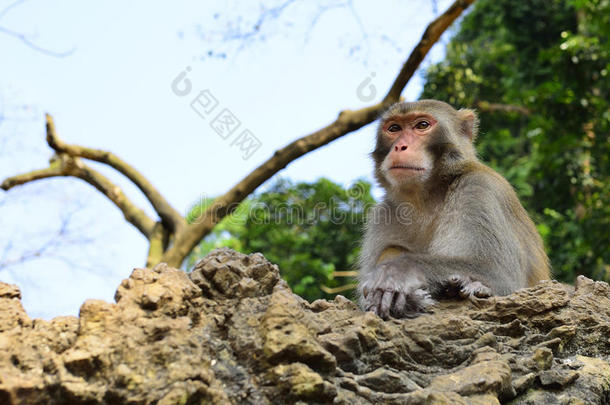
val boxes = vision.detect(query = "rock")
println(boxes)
[0,247,609,404]
[427,359,513,398]
[190,248,280,299]
[267,363,336,401]
[512,372,536,394]
[528,347,554,371]
[537,369,579,387]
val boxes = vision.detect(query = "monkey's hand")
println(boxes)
[443,274,492,299]
[359,263,435,320]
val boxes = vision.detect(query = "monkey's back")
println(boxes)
[459,162,551,286]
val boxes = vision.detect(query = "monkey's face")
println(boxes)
[375,112,436,188]
[372,100,479,192]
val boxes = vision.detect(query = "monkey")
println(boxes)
[358,99,550,319]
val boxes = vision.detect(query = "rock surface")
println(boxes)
[0,247,609,404]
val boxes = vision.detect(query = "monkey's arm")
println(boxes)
[378,253,513,296]
[360,248,499,319]
[357,211,436,319]
[357,206,429,318]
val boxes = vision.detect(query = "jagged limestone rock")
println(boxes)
[0,248,609,404]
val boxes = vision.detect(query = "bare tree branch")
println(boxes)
[1,154,156,237]
[162,104,385,266]
[161,0,476,267]
[45,114,185,233]
[383,0,475,103]
[1,162,65,188]
[146,222,170,267]
[333,270,358,277]
[320,283,357,294]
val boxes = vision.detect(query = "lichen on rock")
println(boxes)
[0,248,609,404]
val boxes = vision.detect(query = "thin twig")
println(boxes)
[1,154,156,237]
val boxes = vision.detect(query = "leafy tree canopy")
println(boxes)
[187,178,375,301]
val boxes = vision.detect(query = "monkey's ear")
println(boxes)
[458,109,479,141]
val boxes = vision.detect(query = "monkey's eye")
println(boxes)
[387,124,401,132]
[414,121,431,130]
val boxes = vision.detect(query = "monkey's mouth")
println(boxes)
[389,165,425,172]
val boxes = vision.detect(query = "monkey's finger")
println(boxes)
[473,283,492,298]
[459,281,491,299]
[413,289,436,311]
[393,292,407,316]
[459,287,471,299]
[372,289,384,304]
[379,291,394,319]
[368,290,384,315]
[363,289,381,312]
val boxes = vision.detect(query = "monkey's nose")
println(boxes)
[394,145,408,152]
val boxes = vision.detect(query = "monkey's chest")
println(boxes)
[388,215,437,253]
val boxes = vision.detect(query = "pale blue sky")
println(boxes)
[0,0,455,318]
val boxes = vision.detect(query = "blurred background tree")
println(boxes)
[187,178,374,301]
[421,0,609,283]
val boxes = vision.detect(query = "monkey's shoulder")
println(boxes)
[442,161,526,217]
[453,161,516,196]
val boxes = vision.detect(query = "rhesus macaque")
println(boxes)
[358,100,550,319]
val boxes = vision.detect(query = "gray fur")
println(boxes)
[358,100,550,319]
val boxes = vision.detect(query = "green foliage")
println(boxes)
[185,197,252,268]
[422,0,610,282]
[186,178,375,301]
